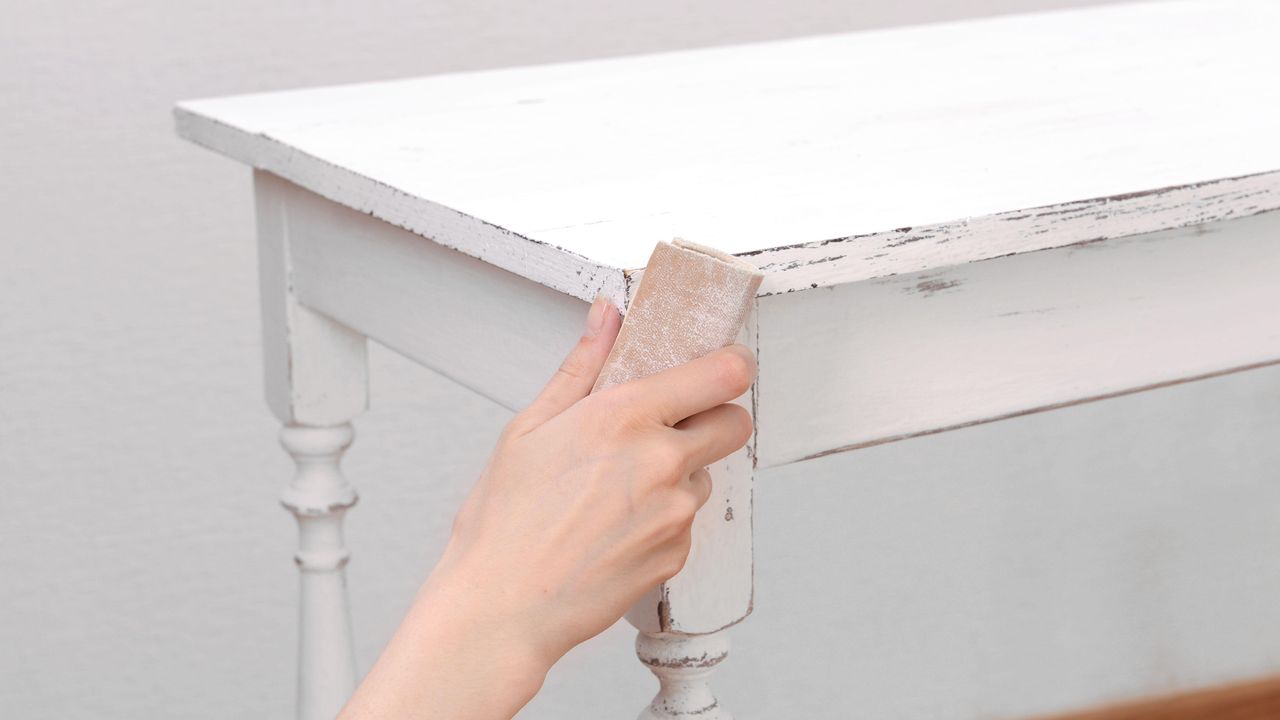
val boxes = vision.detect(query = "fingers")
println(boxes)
[618,344,756,426]
[686,467,713,508]
[673,404,753,470]
[648,470,710,583]
[521,297,621,428]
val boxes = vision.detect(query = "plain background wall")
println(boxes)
[5,1,1280,718]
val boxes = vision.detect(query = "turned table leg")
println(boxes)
[636,630,733,719]
[628,411,755,719]
[596,246,759,719]
[279,423,360,719]
[256,171,370,719]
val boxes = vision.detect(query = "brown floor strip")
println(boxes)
[1040,675,1280,720]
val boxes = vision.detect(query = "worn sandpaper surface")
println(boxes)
[593,239,763,393]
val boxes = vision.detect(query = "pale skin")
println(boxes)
[339,297,757,720]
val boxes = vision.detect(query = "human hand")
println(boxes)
[438,295,755,664]
[340,297,755,720]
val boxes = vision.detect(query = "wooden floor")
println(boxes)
[1043,675,1280,720]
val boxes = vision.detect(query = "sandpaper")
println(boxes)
[593,239,763,394]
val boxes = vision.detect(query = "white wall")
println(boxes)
[6,1,1280,718]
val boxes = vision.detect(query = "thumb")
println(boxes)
[522,296,621,427]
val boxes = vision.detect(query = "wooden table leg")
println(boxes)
[628,438,754,719]
[636,630,733,719]
[279,423,360,720]
[256,171,370,719]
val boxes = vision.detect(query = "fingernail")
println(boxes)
[584,295,609,337]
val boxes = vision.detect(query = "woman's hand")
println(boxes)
[341,297,756,720]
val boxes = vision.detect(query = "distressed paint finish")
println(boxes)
[624,316,757,718]
[279,424,359,720]
[232,177,1280,717]
[257,171,368,720]
[745,171,1280,297]
[754,211,1280,467]
[259,177,1280,471]
[635,631,733,720]
[173,2,1280,717]
[178,1,1280,302]
[278,177,589,412]
[596,243,759,715]
[630,441,754,635]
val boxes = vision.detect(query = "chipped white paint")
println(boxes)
[624,315,757,716]
[177,112,625,304]
[635,631,733,720]
[748,171,1280,297]
[275,175,591,412]
[178,0,1280,302]
[622,452,750,714]
[257,172,368,719]
[268,175,755,710]
[626,439,755,635]
[279,424,360,720]
[174,2,1280,717]
[636,314,757,632]
[755,211,1280,467]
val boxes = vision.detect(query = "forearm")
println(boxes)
[339,564,552,720]
[338,299,754,718]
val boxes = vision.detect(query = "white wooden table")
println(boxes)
[176,1,1280,717]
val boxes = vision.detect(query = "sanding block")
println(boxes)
[592,239,763,393]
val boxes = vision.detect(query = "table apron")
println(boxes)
[266,176,1280,471]
[755,210,1280,468]
[274,175,589,413]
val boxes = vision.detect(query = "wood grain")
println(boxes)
[1041,675,1280,720]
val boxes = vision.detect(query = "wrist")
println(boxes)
[341,555,553,720]
[411,560,555,706]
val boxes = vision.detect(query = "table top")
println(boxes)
[176,0,1280,301]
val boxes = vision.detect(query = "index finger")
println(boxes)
[610,344,756,426]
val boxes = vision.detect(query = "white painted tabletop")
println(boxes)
[177,0,1280,300]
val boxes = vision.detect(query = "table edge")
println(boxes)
[176,104,1280,303]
